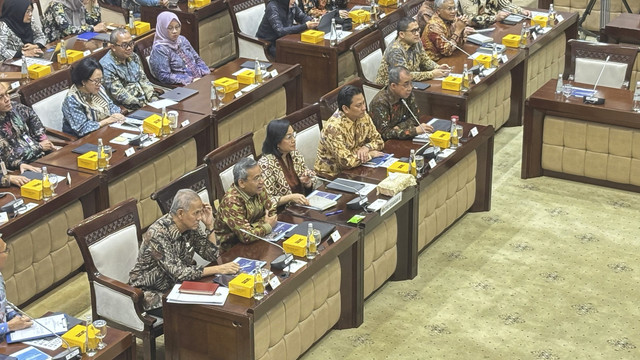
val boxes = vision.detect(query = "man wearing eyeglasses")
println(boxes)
[99,28,158,110]
[376,17,451,85]
[370,66,433,141]
[0,237,33,342]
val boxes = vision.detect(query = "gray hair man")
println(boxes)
[214,157,278,251]
[129,188,239,315]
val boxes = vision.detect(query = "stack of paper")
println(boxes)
[166,284,229,306]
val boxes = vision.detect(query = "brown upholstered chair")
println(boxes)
[351,31,385,107]
[18,69,76,145]
[377,9,403,49]
[133,31,176,89]
[150,164,214,215]
[318,78,365,121]
[282,103,322,169]
[568,39,639,89]
[203,132,256,201]
[68,199,163,360]
[402,0,424,18]
[228,0,272,61]
[97,0,128,24]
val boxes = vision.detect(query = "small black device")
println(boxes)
[583,96,605,105]
[129,133,150,147]
[1,198,24,218]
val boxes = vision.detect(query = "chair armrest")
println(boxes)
[94,274,158,327]
[46,127,76,142]
[236,33,273,61]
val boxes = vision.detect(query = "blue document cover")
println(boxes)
[9,346,50,360]
[233,257,267,275]
[76,32,98,41]
[265,221,296,242]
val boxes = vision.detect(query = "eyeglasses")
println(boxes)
[113,41,135,49]
[88,78,103,85]
[393,81,413,88]
[404,27,420,34]
[25,8,33,14]
[0,92,10,100]
[442,6,456,12]
[167,24,181,32]
[284,131,297,140]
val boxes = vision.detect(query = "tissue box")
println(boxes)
[77,151,100,170]
[473,54,492,69]
[379,0,397,6]
[349,10,370,24]
[133,21,151,36]
[27,64,51,79]
[194,0,210,7]
[430,131,451,149]
[301,30,325,44]
[531,15,548,28]
[21,179,43,200]
[214,77,239,93]
[387,161,410,176]
[229,273,254,298]
[58,49,84,64]
[143,114,164,136]
[502,34,521,48]
[442,76,462,91]
[62,324,99,353]
[283,234,307,257]
[236,69,255,84]
[377,173,416,197]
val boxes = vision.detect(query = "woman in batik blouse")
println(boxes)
[258,119,316,206]
[42,0,106,43]
[0,0,46,62]
[148,12,210,86]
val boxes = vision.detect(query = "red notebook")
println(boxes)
[179,281,219,295]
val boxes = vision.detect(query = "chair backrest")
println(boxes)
[568,39,639,88]
[283,103,322,169]
[97,0,128,24]
[318,78,364,120]
[151,164,214,215]
[377,10,402,49]
[229,0,266,37]
[403,0,423,19]
[133,31,169,88]
[68,199,142,284]
[203,132,256,201]
[352,30,385,84]
[31,0,44,26]
[19,69,72,132]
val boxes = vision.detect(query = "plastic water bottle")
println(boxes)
[409,149,417,177]
[21,56,28,80]
[450,116,459,148]
[306,223,317,259]
[97,138,106,171]
[330,18,337,47]
[519,23,529,48]
[461,64,470,92]
[42,167,52,201]
[548,4,556,26]
[254,58,263,84]
[633,81,640,112]
[555,74,563,94]
[59,40,68,64]
[128,11,135,32]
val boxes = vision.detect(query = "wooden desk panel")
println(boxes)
[602,13,640,44]
[163,216,360,360]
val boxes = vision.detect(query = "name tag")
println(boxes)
[470,126,479,137]
[501,54,508,63]
[83,50,91,57]
[556,14,564,22]
[270,69,279,78]
[125,147,135,157]
[473,75,481,84]
[10,81,19,90]
[269,275,281,289]
[330,230,341,243]
[428,159,437,169]
[181,119,190,127]
[234,92,242,99]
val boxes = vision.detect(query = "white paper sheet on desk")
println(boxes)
[23,337,63,351]
[10,57,53,67]
[148,99,177,109]
[166,284,229,305]
[323,31,352,40]
[110,122,141,132]
[287,259,307,273]
[7,313,67,342]
[110,132,138,145]
[17,202,38,215]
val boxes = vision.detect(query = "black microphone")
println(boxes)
[238,229,293,274]
[6,301,81,360]
[315,176,368,210]
[583,55,609,105]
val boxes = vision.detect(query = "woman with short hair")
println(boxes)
[62,57,124,137]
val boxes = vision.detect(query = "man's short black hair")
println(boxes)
[337,85,364,111]
[397,17,416,32]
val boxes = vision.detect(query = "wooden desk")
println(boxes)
[141,0,236,67]
[602,13,640,44]
[522,79,640,192]
[174,58,303,150]
[0,321,136,359]
[0,166,100,307]
[163,216,360,360]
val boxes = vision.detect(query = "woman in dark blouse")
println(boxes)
[256,0,319,59]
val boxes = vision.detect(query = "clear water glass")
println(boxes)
[92,320,107,350]
[103,146,113,168]
[215,86,225,107]
[562,84,572,101]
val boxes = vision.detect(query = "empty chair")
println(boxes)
[568,39,639,89]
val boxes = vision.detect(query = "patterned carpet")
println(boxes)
[301,126,640,360]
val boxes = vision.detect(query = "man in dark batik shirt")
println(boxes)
[128,189,239,314]
[369,66,433,141]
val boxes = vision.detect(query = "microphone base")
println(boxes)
[347,197,368,210]
[53,347,81,360]
[583,96,605,105]
[271,253,293,270]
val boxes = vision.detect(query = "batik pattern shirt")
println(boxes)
[369,88,420,140]
[0,22,46,62]
[417,0,435,34]
[422,13,467,61]
[376,38,438,85]
[258,151,315,205]
[62,85,121,137]
[42,2,101,43]
[0,272,18,340]
[314,110,384,177]
[149,36,210,86]
[0,102,48,170]
[214,185,276,252]
[459,0,524,28]
[128,214,219,310]
[99,51,157,110]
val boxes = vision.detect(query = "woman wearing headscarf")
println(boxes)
[148,12,210,86]
[0,0,46,62]
[42,0,106,43]
[256,0,319,59]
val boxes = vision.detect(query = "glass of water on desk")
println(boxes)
[415,155,425,176]
[562,84,572,101]
[92,320,107,350]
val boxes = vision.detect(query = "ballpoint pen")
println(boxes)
[325,210,343,216]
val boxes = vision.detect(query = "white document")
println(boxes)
[23,337,63,351]
[110,122,141,132]
[10,57,53,67]
[287,259,307,273]
[109,132,138,145]
[166,284,229,306]
[8,313,67,342]
[323,31,352,40]
[148,98,178,109]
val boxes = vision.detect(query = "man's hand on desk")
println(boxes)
[19,163,40,174]
[283,193,309,206]
[415,123,433,134]
[21,45,43,58]
[368,150,384,160]
[339,10,349,18]
[356,146,370,163]
[495,10,509,22]
[8,315,32,331]
[39,140,55,152]
[8,174,30,186]
[203,261,240,276]
[93,22,107,33]
[264,212,278,228]
[306,21,319,29]
[432,68,450,78]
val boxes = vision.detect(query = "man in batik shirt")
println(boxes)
[458,0,529,28]
[100,28,157,110]
[0,82,55,171]
[376,17,451,85]
[422,0,474,61]
[214,157,278,252]
[369,66,433,141]
[129,189,239,315]
[314,85,384,177]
